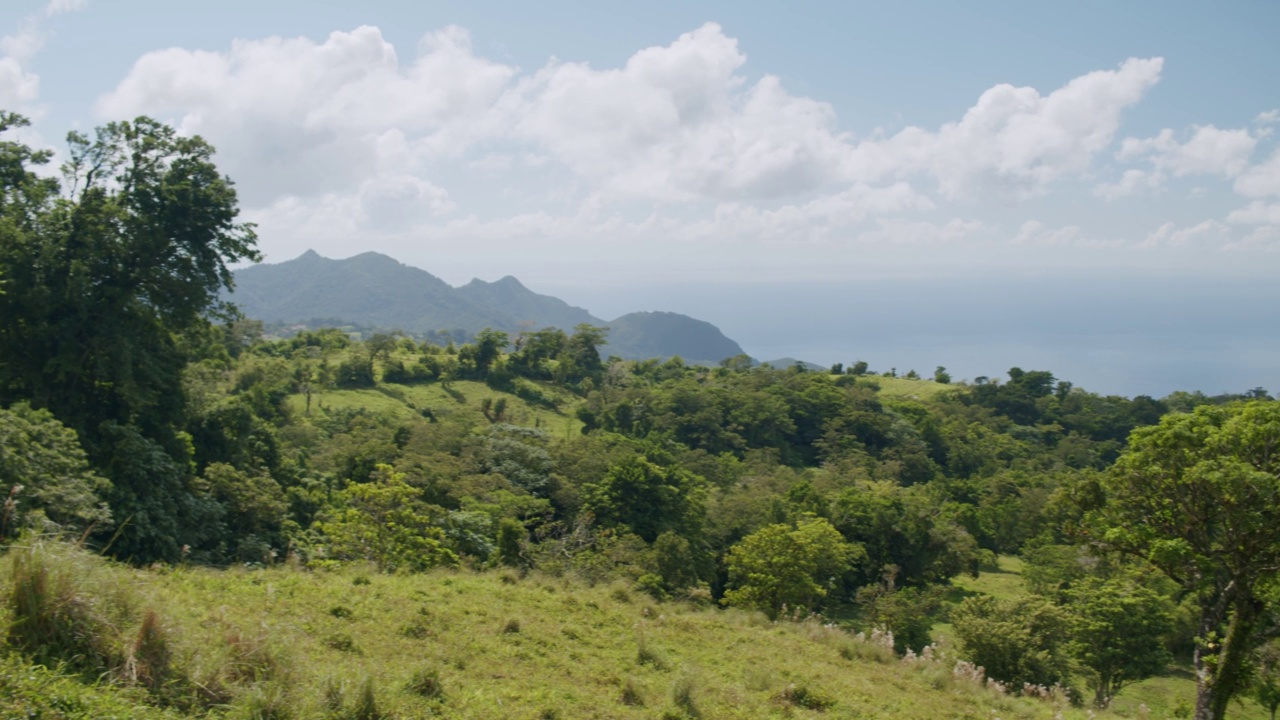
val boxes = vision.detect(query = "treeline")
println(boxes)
[4,112,1280,719]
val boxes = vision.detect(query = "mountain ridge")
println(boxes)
[229,251,746,363]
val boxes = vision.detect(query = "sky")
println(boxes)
[2,1,1278,394]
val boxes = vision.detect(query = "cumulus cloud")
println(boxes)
[97,25,514,205]
[1118,125,1256,178]
[850,58,1163,198]
[101,20,1279,268]
[1235,149,1280,199]
[508,23,857,202]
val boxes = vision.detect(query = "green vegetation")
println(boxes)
[2,111,1279,719]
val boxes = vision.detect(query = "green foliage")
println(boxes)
[855,581,944,655]
[1065,577,1172,708]
[0,115,258,440]
[1099,401,1280,718]
[830,480,977,586]
[723,518,862,619]
[0,402,111,539]
[951,594,1073,689]
[584,456,706,544]
[314,464,457,572]
[200,463,289,562]
[494,517,527,566]
[5,543,116,675]
[480,424,551,494]
[335,356,376,388]
[99,422,222,562]
[1252,640,1280,720]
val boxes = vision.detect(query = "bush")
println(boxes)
[335,357,375,388]
[406,666,444,699]
[951,594,1073,689]
[776,683,835,711]
[5,544,116,674]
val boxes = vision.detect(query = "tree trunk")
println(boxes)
[1194,596,1261,720]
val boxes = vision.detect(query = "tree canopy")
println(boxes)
[1099,400,1280,720]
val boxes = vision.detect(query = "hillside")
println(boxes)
[605,311,744,364]
[229,251,748,363]
[2,542,1100,720]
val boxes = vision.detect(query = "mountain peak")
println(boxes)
[230,251,744,362]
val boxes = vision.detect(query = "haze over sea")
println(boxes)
[548,273,1280,399]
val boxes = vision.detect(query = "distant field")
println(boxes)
[285,379,585,438]
[847,374,961,401]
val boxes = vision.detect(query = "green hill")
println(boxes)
[230,251,747,363]
[1,542,1104,720]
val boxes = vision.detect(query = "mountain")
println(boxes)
[229,251,746,363]
[605,312,744,364]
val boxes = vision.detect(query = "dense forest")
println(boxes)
[3,112,1280,720]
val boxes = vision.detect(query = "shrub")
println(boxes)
[671,673,699,718]
[620,677,644,706]
[129,609,173,692]
[406,666,444,699]
[350,678,385,720]
[6,544,115,674]
[775,683,835,711]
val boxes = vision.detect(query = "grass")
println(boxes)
[0,542,1135,720]
[290,379,584,438]
[851,375,961,402]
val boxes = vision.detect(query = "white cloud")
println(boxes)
[849,57,1164,198]
[1140,219,1230,249]
[507,23,859,203]
[1094,168,1163,201]
[1227,224,1280,251]
[1256,109,1279,126]
[1226,200,1280,226]
[0,56,40,109]
[97,25,515,205]
[1011,220,1081,246]
[0,0,87,114]
[1118,124,1256,178]
[1234,149,1280,198]
[857,217,985,245]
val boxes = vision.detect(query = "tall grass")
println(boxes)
[5,542,116,674]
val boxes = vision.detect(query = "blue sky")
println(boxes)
[3,0,1278,290]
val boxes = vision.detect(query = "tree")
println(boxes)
[1252,639,1280,720]
[951,594,1073,689]
[1098,401,1280,720]
[315,464,457,572]
[583,456,705,543]
[0,402,111,539]
[1066,577,1172,708]
[723,517,863,619]
[0,115,259,439]
[934,366,951,384]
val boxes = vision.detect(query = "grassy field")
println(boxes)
[850,375,961,402]
[286,379,584,439]
[0,542,1147,720]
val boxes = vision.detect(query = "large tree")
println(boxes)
[1098,401,1280,720]
[0,114,258,438]
[0,113,259,560]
